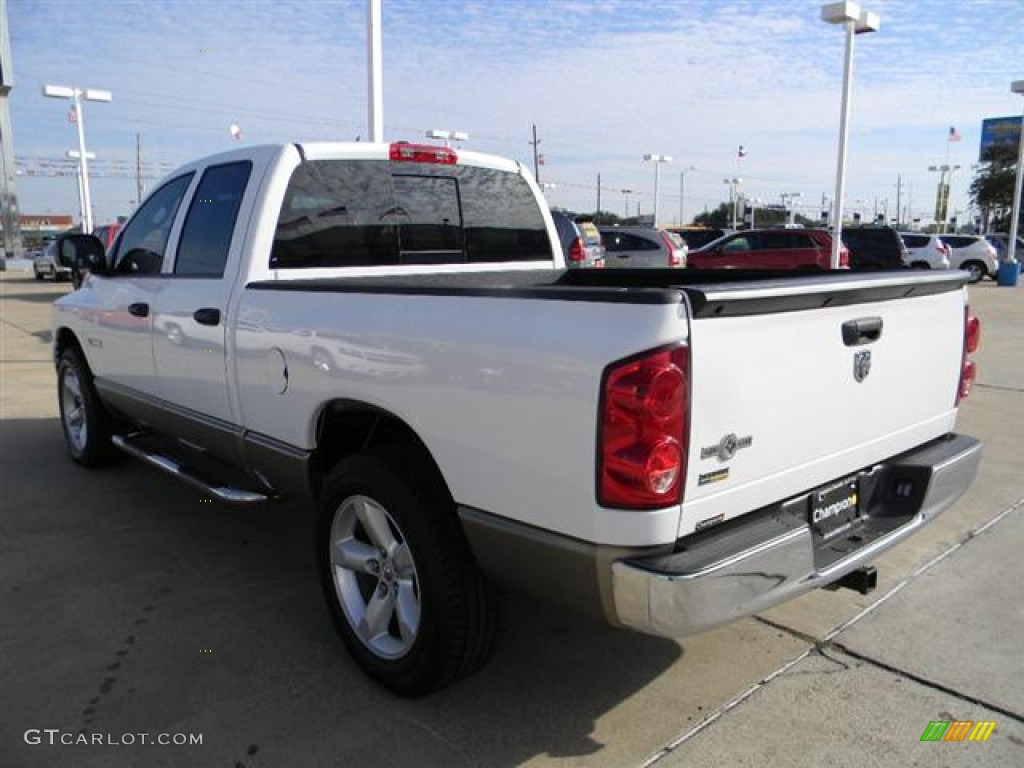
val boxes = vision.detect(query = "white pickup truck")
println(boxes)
[53,141,982,695]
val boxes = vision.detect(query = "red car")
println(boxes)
[91,220,124,252]
[688,228,847,270]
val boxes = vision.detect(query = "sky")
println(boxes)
[4,0,1024,227]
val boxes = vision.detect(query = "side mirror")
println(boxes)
[58,234,110,276]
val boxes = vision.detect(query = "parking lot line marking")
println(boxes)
[823,496,1024,643]
[641,496,1024,767]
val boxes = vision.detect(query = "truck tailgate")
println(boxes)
[679,272,967,537]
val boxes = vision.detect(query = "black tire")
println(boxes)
[57,346,118,467]
[34,268,45,281]
[317,447,501,696]
[961,261,986,284]
[910,262,931,270]
[71,269,83,290]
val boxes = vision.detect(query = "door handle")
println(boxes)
[842,317,883,346]
[193,308,221,326]
[128,302,149,318]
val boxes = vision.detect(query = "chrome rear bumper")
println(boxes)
[611,434,982,638]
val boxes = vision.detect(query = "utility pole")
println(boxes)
[530,124,541,183]
[895,174,902,228]
[596,173,601,216]
[135,133,143,206]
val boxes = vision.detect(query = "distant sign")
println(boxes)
[979,115,1022,160]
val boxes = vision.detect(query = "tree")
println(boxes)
[692,203,732,229]
[970,142,1019,232]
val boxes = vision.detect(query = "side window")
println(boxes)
[175,162,252,277]
[722,236,751,252]
[112,174,194,275]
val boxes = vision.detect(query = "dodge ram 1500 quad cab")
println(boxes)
[53,141,982,695]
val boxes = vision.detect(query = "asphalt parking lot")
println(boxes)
[1,270,1022,768]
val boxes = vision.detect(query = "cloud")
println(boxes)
[6,0,1023,223]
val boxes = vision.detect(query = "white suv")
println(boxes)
[941,234,999,283]
[899,233,950,270]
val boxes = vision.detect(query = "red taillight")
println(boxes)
[660,233,682,266]
[965,310,980,354]
[599,346,689,508]
[957,306,981,403]
[568,237,587,263]
[389,142,457,165]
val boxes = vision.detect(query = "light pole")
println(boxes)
[644,154,672,227]
[42,84,111,234]
[999,79,1024,286]
[678,166,695,226]
[67,149,95,231]
[426,129,469,148]
[780,192,803,226]
[821,2,880,268]
[928,164,960,232]
[723,177,742,229]
[367,0,383,142]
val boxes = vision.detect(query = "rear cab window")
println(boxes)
[271,160,551,269]
[576,220,603,246]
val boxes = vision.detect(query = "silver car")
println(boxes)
[550,211,605,268]
[598,226,687,269]
[941,234,999,283]
[33,241,73,282]
[899,233,950,270]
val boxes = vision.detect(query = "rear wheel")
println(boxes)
[961,261,986,284]
[317,448,500,696]
[33,267,44,281]
[910,261,931,270]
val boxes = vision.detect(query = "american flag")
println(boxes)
[949,126,962,142]
[67,107,77,124]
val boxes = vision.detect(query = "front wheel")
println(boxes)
[318,448,500,696]
[57,347,117,467]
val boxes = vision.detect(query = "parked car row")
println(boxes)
[549,212,1001,284]
[898,232,998,283]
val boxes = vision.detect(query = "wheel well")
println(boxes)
[311,401,449,501]
[910,261,931,269]
[54,328,85,367]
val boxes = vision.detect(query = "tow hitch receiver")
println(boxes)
[833,565,878,595]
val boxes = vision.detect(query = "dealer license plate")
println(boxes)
[809,476,862,539]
